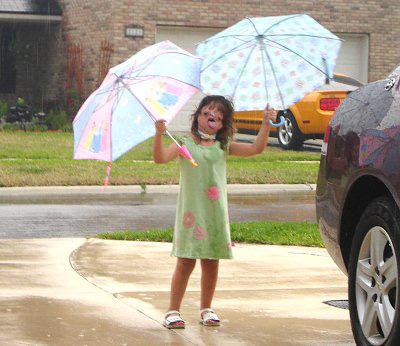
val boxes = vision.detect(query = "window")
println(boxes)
[0,24,16,94]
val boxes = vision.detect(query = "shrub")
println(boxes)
[0,100,8,120]
[5,98,33,131]
[26,123,48,132]
[0,123,20,132]
[45,109,71,130]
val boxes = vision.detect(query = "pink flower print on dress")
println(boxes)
[182,211,195,228]
[193,226,206,240]
[206,186,219,201]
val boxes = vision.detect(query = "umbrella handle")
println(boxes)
[178,145,198,167]
[269,115,285,127]
[164,130,198,167]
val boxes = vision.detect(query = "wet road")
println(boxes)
[0,190,316,239]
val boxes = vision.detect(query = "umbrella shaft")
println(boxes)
[165,130,181,148]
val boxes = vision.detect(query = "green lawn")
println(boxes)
[97,220,323,248]
[0,131,321,187]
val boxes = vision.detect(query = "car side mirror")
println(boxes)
[332,74,364,87]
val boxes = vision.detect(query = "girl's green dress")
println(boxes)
[172,135,233,259]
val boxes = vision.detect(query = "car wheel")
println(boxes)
[349,196,400,345]
[277,111,304,150]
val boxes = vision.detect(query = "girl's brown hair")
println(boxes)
[191,95,235,150]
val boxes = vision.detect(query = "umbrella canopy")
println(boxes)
[359,127,400,175]
[196,14,341,112]
[331,65,400,136]
[73,41,201,163]
[332,64,400,173]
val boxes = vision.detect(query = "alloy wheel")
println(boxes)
[278,117,293,145]
[356,226,398,345]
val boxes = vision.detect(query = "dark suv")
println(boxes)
[316,66,400,346]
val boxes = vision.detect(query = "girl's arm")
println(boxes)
[153,119,180,164]
[229,105,277,157]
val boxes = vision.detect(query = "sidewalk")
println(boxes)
[0,237,354,345]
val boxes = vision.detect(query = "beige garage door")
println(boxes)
[156,27,369,130]
[335,33,369,83]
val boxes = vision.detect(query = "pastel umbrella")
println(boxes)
[73,40,201,184]
[196,14,342,126]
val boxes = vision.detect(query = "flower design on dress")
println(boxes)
[206,186,219,201]
[182,211,195,228]
[193,226,206,240]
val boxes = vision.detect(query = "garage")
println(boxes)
[156,26,369,131]
[335,33,369,83]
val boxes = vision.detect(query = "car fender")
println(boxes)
[287,104,306,133]
[341,169,400,215]
[338,169,400,271]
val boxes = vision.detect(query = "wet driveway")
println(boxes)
[0,187,316,239]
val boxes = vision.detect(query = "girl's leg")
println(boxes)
[200,259,219,309]
[168,257,196,311]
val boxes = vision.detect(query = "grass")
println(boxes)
[97,220,323,248]
[0,131,321,187]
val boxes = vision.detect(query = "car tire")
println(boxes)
[348,196,400,346]
[277,111,304,150]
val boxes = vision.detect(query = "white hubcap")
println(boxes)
[278,117,293,145]
[356,226,397,345]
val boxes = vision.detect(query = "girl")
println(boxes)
[153,95,277,329]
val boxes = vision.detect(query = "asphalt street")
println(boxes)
[0,188,316,238]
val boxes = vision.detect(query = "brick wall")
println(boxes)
[60,0,400,97]
[61,0,116,95]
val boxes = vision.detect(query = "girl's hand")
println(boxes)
[155,119,167,136]
[263,103,278,127]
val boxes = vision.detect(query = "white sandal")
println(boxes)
[163,310,185,329]
[200,308,220,326]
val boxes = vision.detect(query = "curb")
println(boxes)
[0,184,316,197]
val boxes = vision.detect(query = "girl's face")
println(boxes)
[197,103,224,135]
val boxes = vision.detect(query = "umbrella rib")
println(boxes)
[116,76,182,148]
[90,84,124,116]
[74,80,121,160]
[265,33,342,41]
[259,44,270,106]
[261,13,305,36]
[245,17,261,35]
[262,36,329,76]
[347,94,370,105]
[123,51,201,78]
[96,75,199,98]
[198,34,260,45]
[200,38,255,72]
[125,74,201,91]
[93,86,126,99]
[126,56,158,78]
[261,44,286,110]
[231,44,258,101]
[108,82,128,162]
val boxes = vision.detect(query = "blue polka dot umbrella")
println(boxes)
[196,14,342,124]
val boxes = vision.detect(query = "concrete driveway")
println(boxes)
[0,237,354,345]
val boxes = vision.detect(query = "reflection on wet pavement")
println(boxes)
[0,191,316,239]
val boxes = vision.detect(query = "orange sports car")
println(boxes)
[233,74,363,149]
